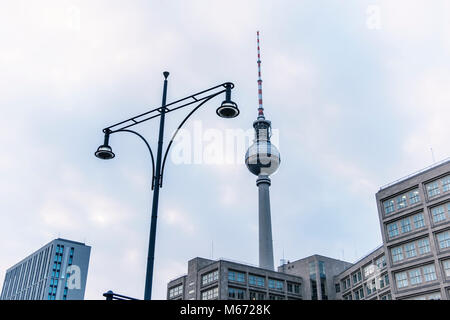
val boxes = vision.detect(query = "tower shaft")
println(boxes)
[257,175,274,270]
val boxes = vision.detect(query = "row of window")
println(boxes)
[227,270,297,292]
[387,212,425,239]
[62,248,74,300]
[341,256,386,291]
[340,272,389,299]
[168,284,183,298]
[426,175,450,199]
[201,287,218,300]
[395,264,437,289]
[383,189,420,215]
[431,203,450,224]
[382,174,450,216]
[202,270,218,286]
[390,238,431,264]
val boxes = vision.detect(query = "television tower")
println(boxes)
[245,31,281,270]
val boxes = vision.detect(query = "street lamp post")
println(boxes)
[95,72,239,300]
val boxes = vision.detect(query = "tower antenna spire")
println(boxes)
[257,31,265,120]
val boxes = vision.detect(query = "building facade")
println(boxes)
[167,257,302,300]
[334,245,392,300]
[376,159,450,300]
[279,255,352,300]
[0,238,91,300]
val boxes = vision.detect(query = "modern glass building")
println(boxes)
[0,238,91,300]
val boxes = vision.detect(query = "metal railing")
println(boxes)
[379,157,450,191]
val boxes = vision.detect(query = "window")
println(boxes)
[342,277,350,290]
[380,273,389,288]
[423,265,437,282]
[413,213,425,229]
[228,270,245,283]
[169,284,183,298]
[427,181,440,198]
[437,231,450,250]
[268,279,283,291]
[391,246,403,263]
[400,218,412,233]
[381,293,392,300]
[432,206,446,223]
[409,269,422,285]
[228,287,245,300]
[376,256,386,269]
[417,238,430,255]
[249,274,265,287]
[409,190,420,204]
[442,176,450,192]
[404,243,417,258]
[397,195,407,209]
[395,272,408,289]
[384,274,390,286]
[384,199,395,215]
[366,279,376,295]
[363,265,375,278]
[201,287,218,300]
[335,283,340,293]
[352,272,359,284]
[387,222,399,238]
[249,291,265,300]
[443,259,450,277]
[202,270,219,286]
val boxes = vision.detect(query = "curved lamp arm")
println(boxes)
[159,92,222,187]
[112,129,156,190]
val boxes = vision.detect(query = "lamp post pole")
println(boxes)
[95,72,239,300]
[144,71,168,300]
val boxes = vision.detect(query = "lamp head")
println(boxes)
[95,144,115,160]
[95,131,115,160]
[216,100,239,118]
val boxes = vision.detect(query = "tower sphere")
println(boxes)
[245,140,280,176]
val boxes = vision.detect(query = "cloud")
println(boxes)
[161,208,196,236]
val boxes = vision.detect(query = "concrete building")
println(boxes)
[167,257,302,300]
[167,159,450,300]
[279,255,352,300]
[334,245,392,300]
[0,238,91,300]
[334,158,450,300]
[375,158,450,300]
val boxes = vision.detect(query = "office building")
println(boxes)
[167,257,302,300]
[334,245,392,300]
[375,158,450,300]
[279,255,352,300]
[0,238,91,300]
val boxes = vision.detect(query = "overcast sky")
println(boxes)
[1,0,450,300]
